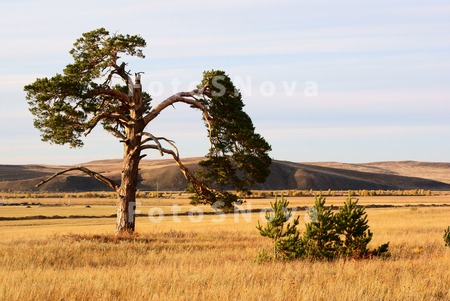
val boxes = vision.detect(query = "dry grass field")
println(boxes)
[1,195,449,300]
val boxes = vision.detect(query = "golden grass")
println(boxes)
[0,199,449,301]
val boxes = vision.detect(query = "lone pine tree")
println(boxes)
[25,28,271,235]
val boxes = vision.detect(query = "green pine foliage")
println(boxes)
[445,226,450,247]
[336,198,373,258]
[257,195,389,261]
[25,28,148,148]
[197,70,272,198]
[256,197,303,260]
[303,195,340,260]
[336,198,390,258]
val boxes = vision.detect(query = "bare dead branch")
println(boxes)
[202,111,213,146]
[140,144,216,200]
[140,132,179,157]
[159,137,180,159]
[111,60,134,95]
[36,166,119,191]
[140,132,164,156]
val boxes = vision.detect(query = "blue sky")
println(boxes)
[1,0,449,164]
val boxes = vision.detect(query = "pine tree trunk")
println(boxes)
[115,144,141,234]
[115,74,144,235]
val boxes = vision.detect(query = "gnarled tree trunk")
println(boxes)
[115,144,141,234]
[115,75,144,235]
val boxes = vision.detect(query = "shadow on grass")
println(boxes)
[59,230,197,244]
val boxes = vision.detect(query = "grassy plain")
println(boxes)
[0,195,449,300]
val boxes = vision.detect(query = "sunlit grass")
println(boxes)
[0,197,449,300]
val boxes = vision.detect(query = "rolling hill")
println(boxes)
[0,158,449,192]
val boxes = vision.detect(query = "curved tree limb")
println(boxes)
[36,166,119,191]
[140,132,179,157]
[143,90,209,125]
[111,60,135,95]
[85,111,130,138]
[140,144,216,201]
[95,87,131,104]
[89,111,131,126]
[143,90,214,145]
[140,132,165,156]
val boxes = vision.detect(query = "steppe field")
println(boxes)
[1,193,449,301]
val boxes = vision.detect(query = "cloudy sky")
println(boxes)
[1,0,449,165]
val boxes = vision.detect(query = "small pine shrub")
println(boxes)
[336,198,389,258]
[257,195,389,261]
[256,197,303,260]
[444,226,450,247]
[303,194,340,260]
[254,250,272,264]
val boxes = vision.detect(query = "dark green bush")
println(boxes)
[257,195,389,261]
[335,198,385,258]
[256,197,303,259]
[302,195,340,259]
[445,226,450,247]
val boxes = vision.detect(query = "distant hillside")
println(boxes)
[302,161,450,185]
[1,158,450,192]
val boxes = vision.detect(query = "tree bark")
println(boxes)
[115,144,141,234]
[115,74,144,235]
